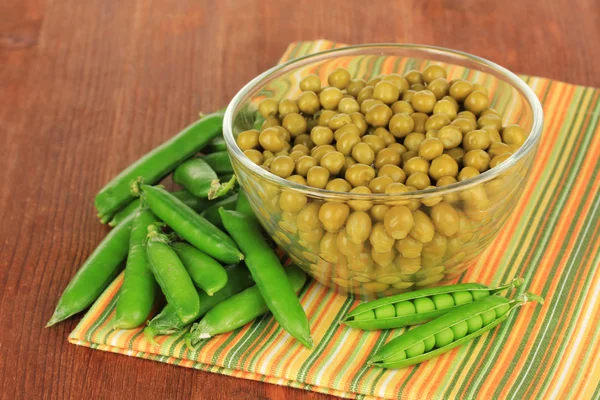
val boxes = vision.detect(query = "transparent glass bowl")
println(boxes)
[223,44,543,299]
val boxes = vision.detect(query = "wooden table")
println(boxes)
[2,1,599,398]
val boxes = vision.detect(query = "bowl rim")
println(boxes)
[223,43,544,199]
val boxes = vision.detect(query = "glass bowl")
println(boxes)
[223,44,543,299]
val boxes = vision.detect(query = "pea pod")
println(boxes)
[113,209,159,329]
[171,242,228,296]
[95,110,225,223]
[135,183,243,264]
[46,216,132,327]
[202,151,233,175]
[143,262,254,345]
[108,190,212,227]
[186,266,306,347]
[219,209,313,348]
[200,193,239,228]
[217,173,235,183]
[206,135,227,153]
[145,225,200,324]
[253,113,265,130]
[235,190,255,218]
[173,158,235,200]
[343,278,523,330]
[369,292,544,369]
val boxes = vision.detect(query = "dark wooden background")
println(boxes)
[1,0,599,399]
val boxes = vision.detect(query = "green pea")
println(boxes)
[452,291,473,306]
[431,293,454,310]
[394,301,416,316]
[471,289,490,300]
[481,309,496,326]
[406,341,425,358]
[434,328,454,347]
[354,310,375,321]
[414,297,436,313]
[385,350,406,363]
[466,315,483,333]
[450,321,469,339]
[495,303,511,318]
[375,304,396,319]
[423,335,436,352]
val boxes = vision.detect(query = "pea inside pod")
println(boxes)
[368,292,543,369]
[343,278,523,330]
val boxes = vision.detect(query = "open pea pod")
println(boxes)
[343,278,523,330]
[369,292,543,369]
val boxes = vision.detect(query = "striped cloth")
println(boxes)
[69,40,600,400]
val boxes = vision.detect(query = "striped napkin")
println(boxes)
[69,40,600,400]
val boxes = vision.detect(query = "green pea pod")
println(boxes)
[187,266,306,347]
[174,158,234,200]
[369,292,544,369]
[145,225,200,324]
[205,135,227,153]
[46,217,132,327]
[136,184,243,264]
[108,190,212,227]
[343,278,523,330]
[200,193,239,228]
[113,209,158,329]
[108,200,141,227]
[253,114,266,130]
[235,190,255,218]
[143,262,254,345]
[201,151,233,175]
[219,209,313,349]
[207,175,237,200]
[217,173,235,183]
[94,110,225,223]
[171,242,228,296]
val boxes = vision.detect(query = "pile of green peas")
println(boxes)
[236,65,528,296]
[241,65,526,192]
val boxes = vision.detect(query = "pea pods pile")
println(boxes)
[47,112,313,349]
[342,279,543,369]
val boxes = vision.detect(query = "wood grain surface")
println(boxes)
[1,0,599,399]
